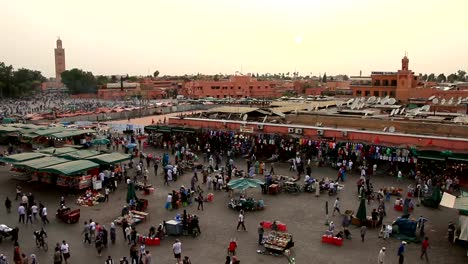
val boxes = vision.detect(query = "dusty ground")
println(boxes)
[0,130,466,264]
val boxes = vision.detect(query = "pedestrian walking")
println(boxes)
[378,247,385,264]
[153,162,158,176]
[129,244,138,264]
[41,205,49,224]
[95,232,104,257]
[15,185,22,201]
[105,256,114,264]
[360,225,367,242]
[60,240,70,264]
[258,222,264,245]
[448,221,455,243]
[31,203,38,222]
[18,204,25,224]
[420,237,429,262]
[82,221,91,244]
[197,193,204,211]
[332,197,341,216]
[182,256,191,264]
[397,241,406,264]
[236,210,246,231]
[110,222,116,244]
[173,239,182,264]
[104,187,110,202]
[20,253,27,264]
[25,207,33,224]
[5,197,11,213]
[53,247,63,264]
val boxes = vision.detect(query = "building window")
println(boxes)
[238,87,241,90]
[356,90,362,96]
[365,90,371,96]
[383,80,389,86]
[250,86,253,89]
[374,80,380,86]
[389,91,395,97]
[391,80,397,86]
[382,91,388,96]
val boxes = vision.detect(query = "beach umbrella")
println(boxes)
[228,178,265,191]
[91,138,110,145]
[126,143,137,149]
[356,197,367,224]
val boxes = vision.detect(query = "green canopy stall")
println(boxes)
[0,152,49,164]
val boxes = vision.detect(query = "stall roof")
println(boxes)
[59,150,101,160]
[15,156,70,170]
[0,152,49,164]
[0,126,22,133]
[38,147,78,155]
[208,106,261,114]
[85,153,131,165]
[51,129,95,138]
[33,127,69,136]
[39,160,99,176]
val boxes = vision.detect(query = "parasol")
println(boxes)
[228,178,265,191]
[126,143,137,149]
[91,138,110,145]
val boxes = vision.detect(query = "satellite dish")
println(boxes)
[350,104,355,110]
[242,114,248,121]
[388,98,396,105]
[448,98,453,105]
[428,95,435,101]
[376,97,382,104]
[346,98,354,105]
[388,126,395,133]
[360,97,365,103]
[368,96,376,103]
[422,105,430,112]
[383,127,388,132]
[441,98,446,105]
[380,98,388,105]
[390,109,395,116]
[457,98,462,105]
[432,98,439,104]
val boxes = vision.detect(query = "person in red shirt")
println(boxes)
[420,236,430,262]
[227,239,237,256]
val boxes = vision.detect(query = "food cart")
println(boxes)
[262,231,294,254]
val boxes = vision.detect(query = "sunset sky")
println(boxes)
[1,0,467,78]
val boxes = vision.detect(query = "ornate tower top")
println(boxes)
[401,54,409,71]
[56,37,62,49]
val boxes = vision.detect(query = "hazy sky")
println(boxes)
[1,0,467,78]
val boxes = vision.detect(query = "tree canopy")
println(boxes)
[61,68,97,94]
[0,62,46,98]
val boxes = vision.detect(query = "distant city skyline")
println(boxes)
[1,0,467,78]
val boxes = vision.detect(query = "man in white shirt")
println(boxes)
[172,239,182,264]
[236,210,246,231]
[61,240,70,263]
[333,197,340,216]
[31,204,38,222]
[41,206,49,224]
[89,220,96,240]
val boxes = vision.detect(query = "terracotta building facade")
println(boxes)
[183,75,283,98]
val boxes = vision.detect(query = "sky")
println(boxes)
[1,0,467,78]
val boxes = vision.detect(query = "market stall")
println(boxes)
[37,160,100,189]
[0,152,49,164]
[262,231,294,254]
[76,189,105,206]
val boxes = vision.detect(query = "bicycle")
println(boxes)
[35,237,48,252]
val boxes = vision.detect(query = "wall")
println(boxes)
[169,117,468,152]
[290,114,468,138]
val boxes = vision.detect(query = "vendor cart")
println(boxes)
[0,224,13,243]
[228,198,264,211]
[56,207,80,224]
[262,231,294,254]
[165,220,183,236]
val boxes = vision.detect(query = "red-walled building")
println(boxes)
[183,75,286,99]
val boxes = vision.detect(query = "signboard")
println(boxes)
[239,126,254,133]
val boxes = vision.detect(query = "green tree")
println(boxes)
[447,73,458,83]
[427,73,436,82]
[436,73,446,83]
[322,73,327,83]
[457,70,466,81]
[213,74,220,81]
[421,74,428,81]
[96,75,110,85]
[342,75,349,81]
[61,68,97,94]
[0,62,45,98]
[153,70,159,78]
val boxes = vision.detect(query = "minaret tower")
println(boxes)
[54,38,66,82]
